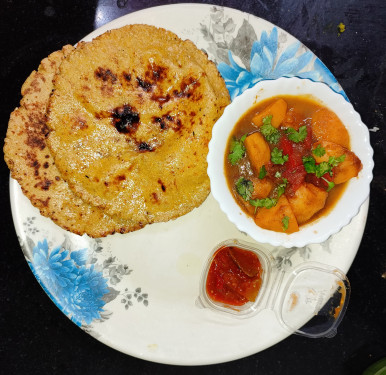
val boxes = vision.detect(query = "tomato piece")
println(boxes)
[229,246,261,277]
[265,161,284,179]
[287,148,303,169]
[283,164,307,195]
[301,124,313,151]
[279,136,293,157]
[306,172,333,190]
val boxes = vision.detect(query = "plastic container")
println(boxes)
[197,239,350,338]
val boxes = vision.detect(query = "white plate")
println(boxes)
[10,3,369,365]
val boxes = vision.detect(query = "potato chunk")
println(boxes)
[254,196,299,233]
[244,132,271,173]
[282,108,304,130]
[311,108,350,148]
[313,141,362,184]
[288,183,328,224]
[252,99,288,128]
[250,177,274,199]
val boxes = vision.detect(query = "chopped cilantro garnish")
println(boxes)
[228,134,247,165]
[271,147,289,165]
[302,154,346,178]
[312,144,326,157]
[303,155,317,174]
[258,165,267,179]
[260,115,281,144]
[317,161,332,178]
[235,177,253,201]
[282,216,290,231]
[322,177,335,192]
[285,125,308,143]
[303,156,329,177]
[249,197,277,209]
[274,171,282,179]
[328,154,346,167]
[276,178,288,198]
[262,115,272,127]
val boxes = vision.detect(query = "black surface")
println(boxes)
[1,1,385,374]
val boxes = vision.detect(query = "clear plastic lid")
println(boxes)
[277,262,350,338]
[197,239,350,339]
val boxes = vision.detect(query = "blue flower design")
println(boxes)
[32,239,76,292]
[61,264,109,326]
[29,239,109,326]
[218,26,346,100]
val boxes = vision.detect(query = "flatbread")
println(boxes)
[3,46,138,237]
[47,24,230,226]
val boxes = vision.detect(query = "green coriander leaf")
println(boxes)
[315,161,331,178]
[276,178,288,198]
[312,144,326,157]
[271,147,289,165]
[235,177,254,201]
[285,125,308,143]
[228,134,247,165]
[258,165,267,179]
[274,171,282,179]
[262,115,272,126]
[249,197,277,209]
[282,216,290,231]
[260,115,281,144]
[323,155,346,176]
[303,154,346,179]
[328,154,346,167]
[302,156,316,173]
[322,177,335,192]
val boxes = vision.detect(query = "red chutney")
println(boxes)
[206,245,263,306]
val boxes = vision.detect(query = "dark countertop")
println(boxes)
[1,1,385,374]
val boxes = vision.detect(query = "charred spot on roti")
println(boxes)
[152,113,182,131]
[38,197,50,207]
[138,142,154,152]
[25,117,49,150]
[151,93,171,107]
[173,76,200,99]
[113,175,126,185]
[111,104,140,134]
[94,67,117,84]
[145,63,168,82]
[71,117,88,132]
[34,177,53,191]
[137,63,169,93]
[122,72,131,82]
[158,179,166,191]
[136,77,153,92]
[153,116,166,129]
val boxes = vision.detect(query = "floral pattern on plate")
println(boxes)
[19,220,149,331]
[201,6,347,100]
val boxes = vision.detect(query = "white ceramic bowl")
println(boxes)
[207,77,374,248]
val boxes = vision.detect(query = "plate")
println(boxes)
[10,3,369,365]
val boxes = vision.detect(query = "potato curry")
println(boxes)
[225,95,362,234]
